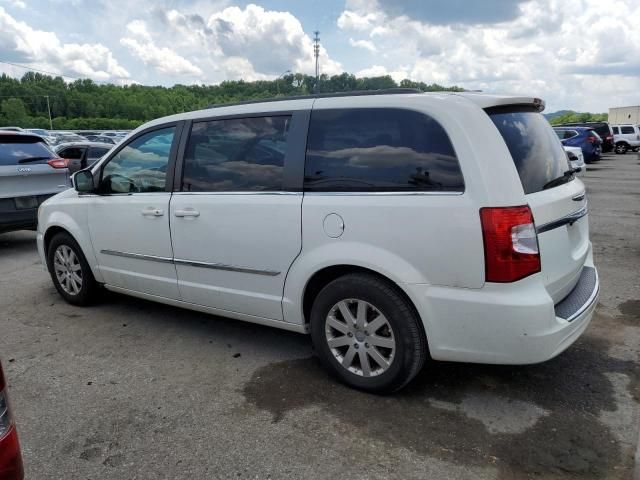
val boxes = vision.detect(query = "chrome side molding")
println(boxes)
[100,250,173,264]
[173,258,280,276]
[100,250,280,276]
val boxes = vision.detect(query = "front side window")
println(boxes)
[100,127,175,194]
[613,126,619,134]
[88,147,110,160]
[181,116,290,192]
[304,108,463,192]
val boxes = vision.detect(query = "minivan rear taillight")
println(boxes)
[480,206,541,282]
[0,361,24,480]
[47,158,70,169]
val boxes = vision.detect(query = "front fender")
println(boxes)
[40,204,103,283]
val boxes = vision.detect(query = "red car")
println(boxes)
[0,360,23,480]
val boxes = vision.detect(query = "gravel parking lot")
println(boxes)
[1,152,638,480]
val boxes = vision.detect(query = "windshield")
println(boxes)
[488,107,571,194]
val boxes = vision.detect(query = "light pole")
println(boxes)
[45,95,53,130]
[276,70,291,95]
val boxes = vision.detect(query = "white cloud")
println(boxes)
[159,4,342,81]
[355,65,408,82]
[125,19,152,42]
[337,0,640,111]
[121,20,202,77]
[0,6,129,82]
[0,0,26,9]
[349,38,377,52]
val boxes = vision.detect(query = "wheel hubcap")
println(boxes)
[325,299,396,377]
[53,245,82,295]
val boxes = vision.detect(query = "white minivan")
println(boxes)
[37,90,599,392]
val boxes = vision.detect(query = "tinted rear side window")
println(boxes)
[0,138,54,166]
[620,126,635,134]
[304,108,463,192]
[489,108,570,194]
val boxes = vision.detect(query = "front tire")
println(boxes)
[310,273,428,393]
[47,232,99,306]
[615,142,628,154]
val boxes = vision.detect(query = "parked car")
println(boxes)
[54,142,112,173]
[50,132,86,146]
[1,132,71,234]
[37,91,598,392]
[553,126,601,163]
[563,146,586,174]
[75,131,101,137]
[611,124,640,154]
[0,360,24,480]
[25,128,56,145]
[83,135,117,145]
[555,121,614,152]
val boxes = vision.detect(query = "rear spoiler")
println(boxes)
[453,93,546,112]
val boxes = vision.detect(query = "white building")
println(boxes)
[608,106,640,124]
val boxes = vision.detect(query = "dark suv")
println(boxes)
[555,122,613,152]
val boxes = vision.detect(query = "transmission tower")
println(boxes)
[313,31,320,93]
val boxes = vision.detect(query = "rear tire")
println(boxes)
[310,273,428,393]
[47,232,99,306]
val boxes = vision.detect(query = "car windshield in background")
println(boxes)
[488,107,571,194]
[0,137,54,166]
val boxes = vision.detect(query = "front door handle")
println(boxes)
[141,207,164,217]
[174,208,200,218]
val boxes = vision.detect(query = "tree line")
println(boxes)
[548,111,608,125]
[0,72,463,130]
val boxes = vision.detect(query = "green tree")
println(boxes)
[1,98,29,125]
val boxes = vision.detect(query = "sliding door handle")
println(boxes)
[174,208,200,218]
[141,207,164,217]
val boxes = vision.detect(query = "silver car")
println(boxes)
[0,132,70,233]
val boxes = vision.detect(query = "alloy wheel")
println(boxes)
[325,299,396,377]
[53,245,83,295]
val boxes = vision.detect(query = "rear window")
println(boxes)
[0,136,54,166]
[489,107,570,194]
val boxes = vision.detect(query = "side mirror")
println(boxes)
[73,169,95,193]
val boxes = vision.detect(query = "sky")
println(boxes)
[0,0,639,112]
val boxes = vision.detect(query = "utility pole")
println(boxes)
[45,95,53,130]
[313,31,320,93]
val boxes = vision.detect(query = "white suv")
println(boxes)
[37,91,599,392]
[611,124,640,154]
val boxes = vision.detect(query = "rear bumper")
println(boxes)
[0,208,37,233]
[404,252,599,365]
[0,194,56,233]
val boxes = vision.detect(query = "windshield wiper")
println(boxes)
[543,168,579,190]
[18,156,51,164]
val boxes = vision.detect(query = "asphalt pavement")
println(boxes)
[0,152,638,479]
